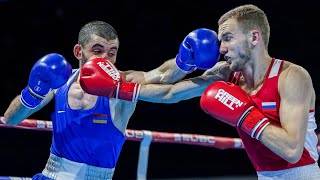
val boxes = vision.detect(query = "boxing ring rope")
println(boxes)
[0,117,319,180]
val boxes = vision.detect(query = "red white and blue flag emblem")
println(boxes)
[262,102,276,111]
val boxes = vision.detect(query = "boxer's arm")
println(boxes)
[137,77,208,103]
[137,62,231,103]
[258,64,313,163]
[3,91,54,125]
[202,61,231,78]
[123,58,188,85]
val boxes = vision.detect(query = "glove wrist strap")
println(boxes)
[20,86,44,109]
[116,82,141,102]
[238,106,270,140]
[175,55,197,73]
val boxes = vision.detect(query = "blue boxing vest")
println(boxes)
[50,69,126,168]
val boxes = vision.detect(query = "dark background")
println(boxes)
[0,0,319,179]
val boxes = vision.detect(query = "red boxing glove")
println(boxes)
[80,58,141,102]
[200,81,270,140]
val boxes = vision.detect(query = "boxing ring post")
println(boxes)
[135,130,152,180]
[1,117,320,179]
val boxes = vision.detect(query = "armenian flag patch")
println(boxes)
[93,113,108,124]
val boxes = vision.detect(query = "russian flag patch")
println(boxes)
[262,102,276,111]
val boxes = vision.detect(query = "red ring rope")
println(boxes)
[1,116,319,152]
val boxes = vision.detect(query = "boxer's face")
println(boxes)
[218,18,253,72]
[81,34,119,66]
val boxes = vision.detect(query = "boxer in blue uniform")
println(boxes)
[3,21,228,179]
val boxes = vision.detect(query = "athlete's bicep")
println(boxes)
[279,65,313,146]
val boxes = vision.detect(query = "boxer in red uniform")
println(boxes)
[129,4,320,179]
[199,4,320,179]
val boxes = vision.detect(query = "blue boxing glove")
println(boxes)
[176,28,220,72]
[20,53,72,109]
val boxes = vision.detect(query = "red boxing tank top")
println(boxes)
[230,58,318,171]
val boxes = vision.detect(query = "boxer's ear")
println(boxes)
[250,30,260,46]
[73,44,82,60]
